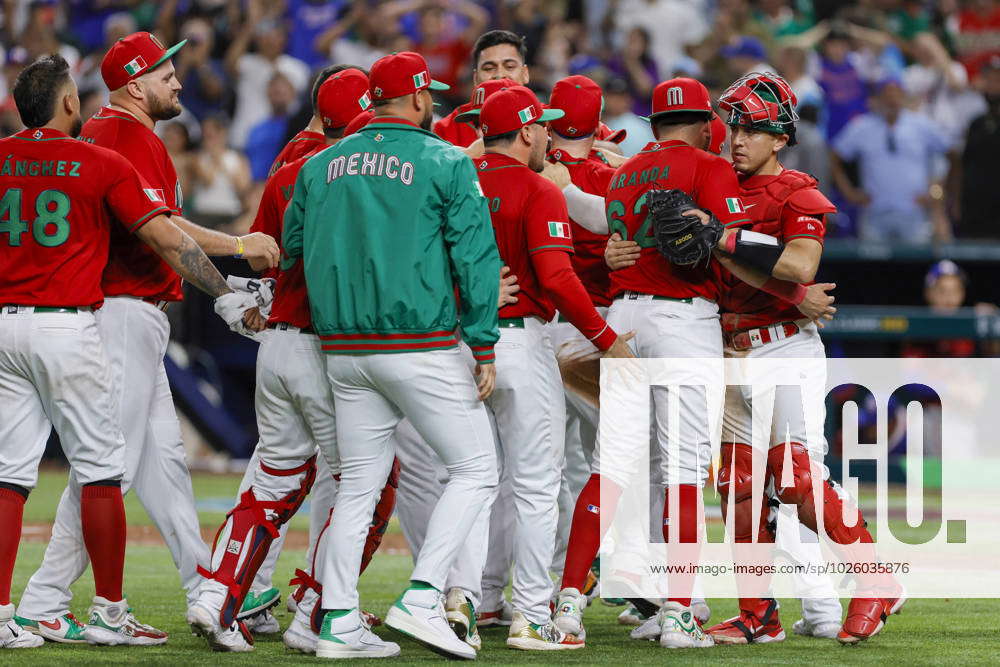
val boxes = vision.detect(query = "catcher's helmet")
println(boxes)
[718,72,799,145]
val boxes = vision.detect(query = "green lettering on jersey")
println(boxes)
[15,161,26,176]
[28,161,39,176]
[33,190,71,246]
[41,161,53,176]
[281,185,293,202]
[56,161,66,176]
[490,196,501,213]
[69,162,81,177]
[0,188,26,246]
[626,171,637,186]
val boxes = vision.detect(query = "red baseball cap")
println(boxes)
[548,75,603,138]
[480,85,564,139]
[317,69,372,130]
[101,31,186,91]
[369,51,449,101]
[455,78,517,123]
[343,110,376,136]
[596,122,627,144]
[709,112,727,154]
[646,77,712,121]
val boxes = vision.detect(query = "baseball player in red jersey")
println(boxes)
[16,32,279,636]
[475,85,633,651]
[704,72,903,646]
[555,78,752,649]
[1,55,261,650]
[190,68,396,653]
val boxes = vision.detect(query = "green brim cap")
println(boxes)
[429,80,450,91]
[151,39,187,71]
[539,108,565,122]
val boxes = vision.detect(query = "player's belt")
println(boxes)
[1,305,80,314]
[614,291,693,304]
[267,322,315,334]
[141,297,171,312]
[499,316,546,328]
[726,321,800,351]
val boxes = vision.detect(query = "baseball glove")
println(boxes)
[646,188,724,266]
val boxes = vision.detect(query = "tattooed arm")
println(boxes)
[135,215,232,296]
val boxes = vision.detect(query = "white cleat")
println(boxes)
[385,586,475,660]
[244,610,279,634]
[657,602,713,649]
[316,609,400,659]
[444,587,481,650]
[187,601,254,652]
[506,611,585,651]
[283,612,318,654]
[618,604,649,626]
[793,618,841,639]
[0,605,43,649]
[476,598,513,627]
[631,612,662,641]
[553,587,587,640]
[84,597,168,646]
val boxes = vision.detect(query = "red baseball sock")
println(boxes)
[560,474,622,591]
[81,484,126,602]
[0,488,26,606]
[663,484,700,608]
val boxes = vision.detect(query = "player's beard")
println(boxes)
[148,91,182,121]
[420,104,433,131]
[528,141,546,172]
[68,113,83,138]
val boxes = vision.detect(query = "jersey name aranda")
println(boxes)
[326,151,415,185]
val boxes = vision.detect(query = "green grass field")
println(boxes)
[7,470,998,665]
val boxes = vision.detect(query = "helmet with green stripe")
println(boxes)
[718,72,798,146]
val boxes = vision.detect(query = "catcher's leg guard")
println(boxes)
[199,456,317,627]
[718,443,773,544]
[360,457,399,573]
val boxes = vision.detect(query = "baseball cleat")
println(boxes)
[617,604,650,626]
[553,588,587,640]
[0,604,43,649]
[84,597,168,646]
[14,612,87,643]
[187,601,254,652]
[601,597,628,606]
[244,609,280,634]
[239,587,281,620]
[283,612,318,654]
[287,595,299,614]
[836,593,906,645]
[705,599,784,645]
[506,611,585,651]
[692,597,711,625]
[581,569,600,603]
[657,602,714,649]
[385,586,475,659]
[316,609,399,659]
[476,598,514,627]
[793,618,841,639]
[631,612,662,641]
[444,587,480,650]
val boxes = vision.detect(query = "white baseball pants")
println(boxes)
[18,297,208,619]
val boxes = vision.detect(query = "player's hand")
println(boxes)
[238,232,280,268]
[498,265,520,307]
[682,208,710,225]
[605,233,640,270]
[797,282,837,326]
[475,363,496,400]
[541,160,571,189]
[242,307,267,332]
[602,331,636,358]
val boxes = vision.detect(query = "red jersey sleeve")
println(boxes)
[109,132,181,216]
[250,175,285,241]
[781,207,826,244]
[103,153,171,233]
[694,155,752,228]
[526,180,575,255]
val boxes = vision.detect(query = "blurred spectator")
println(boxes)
[901,260,981,357]
[903,32,985,148]
[776,44,822,108]
[18,1,79,67]
[885,0,931,41]
[816,25,867,139]
[192,115,252,226]
[955,57,1000,239]
[504,0,549,65]
[174,18,229,121]
[245,72,298,182]
[601,77,654,156]
[613,0,709,74]
[315,2,393,71]
[226,8,309,148]
[950,0,1000,78]
[606,27,658,116]
[831,78,953,243]
[161,120,196,206]
[720,35,774,77]
[780,103,831,193]
[76,12,136,96]
[286,0,349,67]
[753,0,816,39]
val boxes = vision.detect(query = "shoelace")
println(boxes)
[64,613,84,629]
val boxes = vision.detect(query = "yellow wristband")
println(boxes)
[234,236,245,258]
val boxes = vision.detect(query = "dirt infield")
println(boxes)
[20,522,413,554]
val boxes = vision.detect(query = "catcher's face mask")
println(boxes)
[718,72,798,146]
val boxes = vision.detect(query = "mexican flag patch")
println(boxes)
[123,56,147,76]
[518,106,536,123]
[143,188,164,202]
[412,71,428,88]
[548,221,570,238]
[725,197,745,214]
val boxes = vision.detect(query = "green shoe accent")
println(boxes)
[240,587,280,614]
[407,580,437,591]
[13,615,38,630]
[319,611,350,643]
[391,595,412,616]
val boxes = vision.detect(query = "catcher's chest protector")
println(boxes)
[738,170,817,235]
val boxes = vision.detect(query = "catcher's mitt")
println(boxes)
[646,188,724,266]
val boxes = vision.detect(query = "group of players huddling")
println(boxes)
[0,25,903,660]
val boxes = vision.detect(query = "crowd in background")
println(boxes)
[2,0,1000,243]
